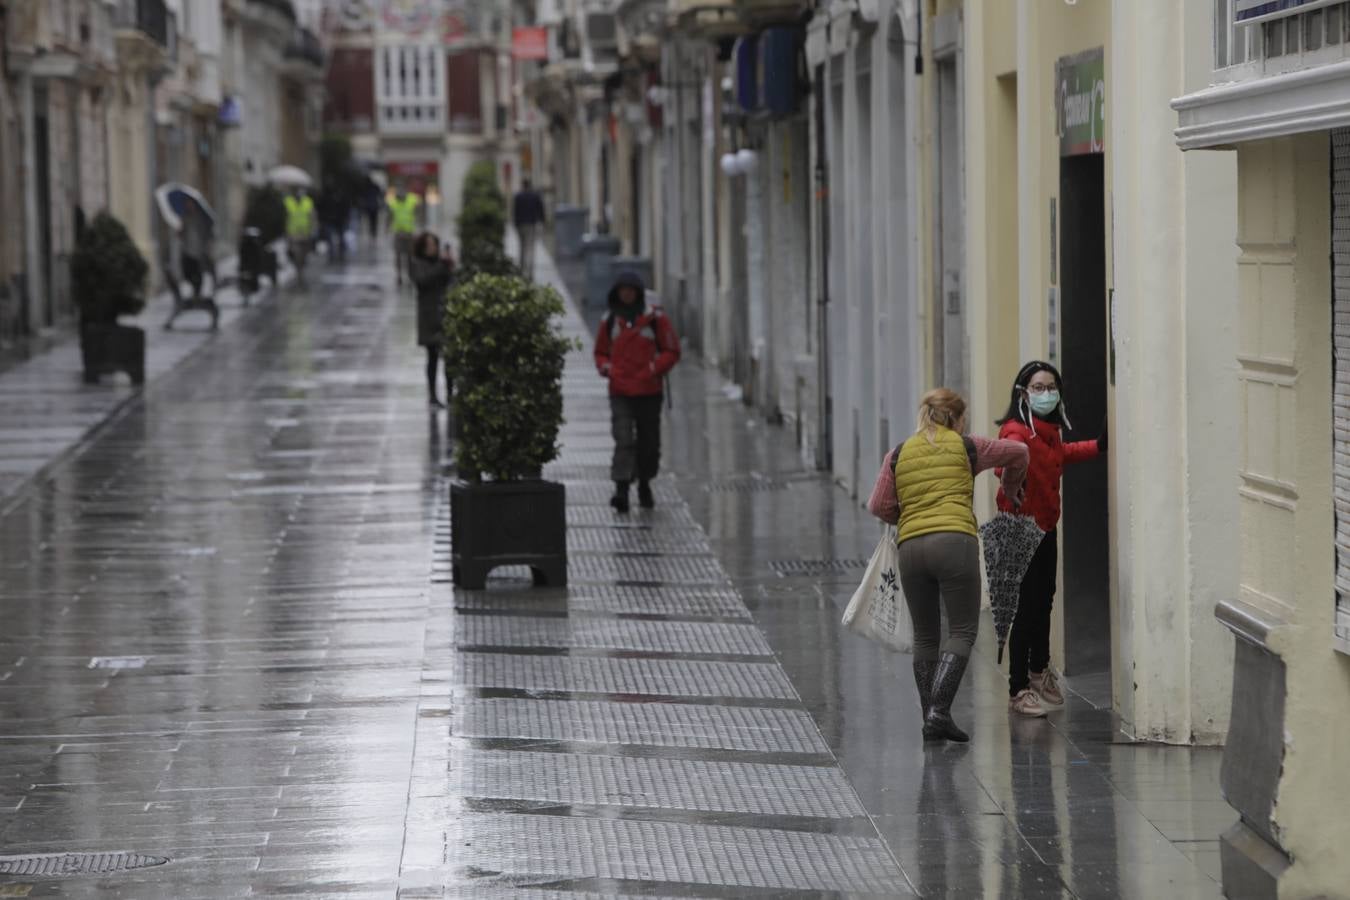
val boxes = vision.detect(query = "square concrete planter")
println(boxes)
[450,479,567,590]
[80,322,145,385]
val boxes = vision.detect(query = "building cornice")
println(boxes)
[1173,60,1350,150]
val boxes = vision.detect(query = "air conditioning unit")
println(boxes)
[586,6,619,49]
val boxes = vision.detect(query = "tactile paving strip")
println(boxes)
[769,558,871,577]
[455,653,797,699]
[451,751,864,818]
[569,553,729,585]
[457,617,771,656]
[441,815,907,893]
[563,480,684,507]
[0,851,170,876]
[454,699,829,753]
[456,585,748,619]
[566,505,699,528]
[567,527,713,555]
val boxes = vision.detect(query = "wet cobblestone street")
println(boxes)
[0,248,1230,898]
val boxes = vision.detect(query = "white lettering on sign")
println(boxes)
[1059,77,1106,153]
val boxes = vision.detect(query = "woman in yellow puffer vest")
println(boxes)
[867,388,1028,742]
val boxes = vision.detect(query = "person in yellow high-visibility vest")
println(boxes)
[386,184,422,286]
[284,188,316,284]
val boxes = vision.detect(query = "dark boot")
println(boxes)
[637,480,655,509]
[610,481,630,514]
[913,659,939,719]
[923,651,971,743]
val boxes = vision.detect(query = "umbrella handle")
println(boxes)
[997,644,1005,665]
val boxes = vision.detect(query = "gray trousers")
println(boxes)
[897,532,982,661]
[517,223,539,279]
[610,394,662,483]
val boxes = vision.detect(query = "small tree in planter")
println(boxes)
[71,212,149,384]
[443,273,579,589]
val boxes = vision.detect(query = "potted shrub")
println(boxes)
[72,212,149,384]
[443,273,578,589]
[457,193,506,254]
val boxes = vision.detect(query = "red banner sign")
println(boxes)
[512,26,549,61]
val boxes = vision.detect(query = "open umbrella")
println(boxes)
[153,183,216,233]
[267,165,313,189]
[979,512,1046,663]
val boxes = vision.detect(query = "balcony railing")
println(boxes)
[247,0,298,23]
[116,0,170,47]
[285,27,324,68]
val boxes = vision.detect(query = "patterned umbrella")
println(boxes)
[979,512,1046,663]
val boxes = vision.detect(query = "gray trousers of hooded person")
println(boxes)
[610,394,663,484]
[897,531,982,661]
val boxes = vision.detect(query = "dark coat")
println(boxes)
[409,254,453,346]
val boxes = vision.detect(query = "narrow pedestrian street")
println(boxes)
[0,245,1232,898]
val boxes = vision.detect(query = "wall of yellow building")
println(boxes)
[959,0,1110,668]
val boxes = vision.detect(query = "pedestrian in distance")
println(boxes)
[866,388,1028,743]
[512,178,546,280]
[180,201,215,301]
[318,178,352,264]
[593,271,680,514]
[387,182,422,287]
[994,361,1107,717]
[362,176,382,244]
[283,186,316,285]
[408,232,455,409]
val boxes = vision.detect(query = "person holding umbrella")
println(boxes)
[866,389,1028,742]
[994,361,1107,717]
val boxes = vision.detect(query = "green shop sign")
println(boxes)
[1056,48,1105,156]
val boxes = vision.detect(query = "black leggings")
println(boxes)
[1008,529,1058,696]
[424,344,451,401]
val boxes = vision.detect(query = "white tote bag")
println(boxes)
[841,527,913,652]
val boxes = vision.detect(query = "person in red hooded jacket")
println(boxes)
[995,361,1107,718]
[594,271,681,513]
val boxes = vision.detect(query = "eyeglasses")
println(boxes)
[1024,384,1059,396]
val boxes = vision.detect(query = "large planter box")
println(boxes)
[80,321,145,385]
[450,479,567,589]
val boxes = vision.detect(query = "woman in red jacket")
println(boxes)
[995,361,1106,717]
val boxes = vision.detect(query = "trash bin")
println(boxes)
[554,205,589,260]
[610,256,654,297]
[582,234,621,309]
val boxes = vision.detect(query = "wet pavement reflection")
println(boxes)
[0,246,1229,898]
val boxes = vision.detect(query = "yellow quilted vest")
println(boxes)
[894,427,977,543]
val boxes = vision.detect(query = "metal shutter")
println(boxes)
[1333,128,1350,653]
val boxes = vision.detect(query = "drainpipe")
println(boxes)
[19,68,42,334]
[813,62,831,472]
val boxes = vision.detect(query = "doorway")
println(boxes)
[34,87,52,329]
[1058,152,1110,679]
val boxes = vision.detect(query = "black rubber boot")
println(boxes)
[610,481,630,514]
[913,659,939,720]
[637,480,655,509]
[923,651,971,743]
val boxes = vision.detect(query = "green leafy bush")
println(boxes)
[243,185,287,244]
[71,212,148,323]
[443,274,579,481]
[462,161,501,206]
[457,161,506,254]
[457,195,506,256]
[458,239,519,280]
